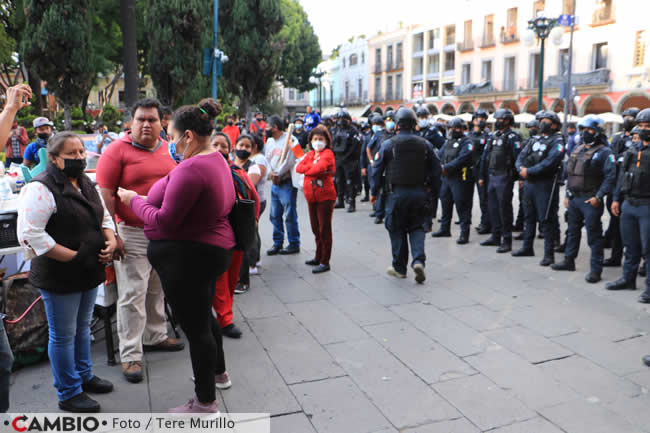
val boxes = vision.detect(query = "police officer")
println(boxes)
[606,108,650,304]
[514,119,541,237]
[432,117,474,244]
[368,112,396,223]
[370,107,441,284]
[332,111,362,212]
[551,116,616,283]
[478,109,523,253]
[293,117,308,148]
[513,111,565,266]
[359,121,372,202]
[469,109,492,235]
[603,107,641,267]
[416,106,445,149]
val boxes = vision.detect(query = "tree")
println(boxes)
[276,0,321,93]
[219,0,285,119]
[120,0,138,109]
[22,1,97,129]
[145,0,211,107]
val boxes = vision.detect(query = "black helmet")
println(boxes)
[434,121,447,134]
[494,108,515,124]
[322,114,331,123]
[622,107,641,118]
[447,117,466,129]
[631,126,642,135]
[415,106,430,117]
[361,122,370,130]
[293,117,304,124]
[526,119,539,129]
[539,111,561,125]
[535,110,545,120]
[472,109,489,120]
[384,110,395,121]
[635,108,650,124]
[338,110,352,121]
[395,107,417,129]
[370,113,384,125]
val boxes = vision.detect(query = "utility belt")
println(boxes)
[568,189,599,199]
[444,167,473,182]
[387,183,424,194]
[525,172,557,184]
[626,197,650,207]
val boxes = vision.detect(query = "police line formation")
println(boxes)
[319,105,650,301]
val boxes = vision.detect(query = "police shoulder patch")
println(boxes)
[468,143,474,151]
[608,154,615,163]
[557,144,564,152]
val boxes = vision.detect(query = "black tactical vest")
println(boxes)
[567,144,604,196]
[441,138,463,165]
[487,132,512,176]
[332,128,350,153]
[388,135,427,186]
[621,145,650,199]
[523,134,554,168]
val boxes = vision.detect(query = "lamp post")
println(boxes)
[309,70,325,114]
[523,15,564,112]
[211,0,229,100]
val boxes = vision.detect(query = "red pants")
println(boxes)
[307,200,335,265]
[212,249,243,328]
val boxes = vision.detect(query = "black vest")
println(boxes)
[621,145,650,199]
[29,163,107,294]
[388,134,427,186]
[487,131,512,176]
[441,138,464,165]
[567,144,604,196]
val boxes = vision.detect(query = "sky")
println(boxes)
[298,0,439,56]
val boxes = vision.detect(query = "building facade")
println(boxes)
[310,55,342,115]
[339,37,370,107]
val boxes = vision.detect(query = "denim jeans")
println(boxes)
[270,182,300,248]
[40,287,98,402]
[385,187,427,274]
[621,201,650,287]
[0,318,13,412]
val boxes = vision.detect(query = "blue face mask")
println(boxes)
[295,123,303,130]
[372,125,382,132]
[386,121,395,131]
[419,119,428,128]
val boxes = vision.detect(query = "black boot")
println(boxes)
[551,258,575,271]
[512,247,534,257]
[639,289,650,303]
[432,228,451,238]
[554,242,566,253]
[361,195,370,202]
[514,232,525,240]
[480,236,500,246]
[456,231,469,245]
[606,278,637,291]
[58,393,100,413]
[540,255,554,267]
[496,238,512,254]
[347,198,356,213]
[334,196,345,209]
[639,260,647,277]
[476,225,492,235]
[585,272,601,283]
[602,257,621,267]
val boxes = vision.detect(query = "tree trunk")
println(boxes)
[241,92,252,125]
[81,89,90,123]
[121,0,138,109]
[64,104,72,131]
[27,68,42,116]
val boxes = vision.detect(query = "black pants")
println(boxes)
[148,240,233,404]
[335,158,360,203]
[240,201,267,285]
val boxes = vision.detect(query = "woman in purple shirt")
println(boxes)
[117,98,235,414]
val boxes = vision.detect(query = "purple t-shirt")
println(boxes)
[130,151,236,249]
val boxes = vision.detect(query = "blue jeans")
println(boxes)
[621,201,650,287]
[0,318,13,412]
[40,287,98,402]
[270,183,300,248]
[565,197,604,274]
[385,187,427,274]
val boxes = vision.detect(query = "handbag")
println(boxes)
[229,167,257,250]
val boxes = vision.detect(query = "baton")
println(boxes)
[544,171,560,222]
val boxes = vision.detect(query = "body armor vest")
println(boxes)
[388,135,427,186]
[621,146,650,199]
[567,144,604,196]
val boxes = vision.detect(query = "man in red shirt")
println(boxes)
[248,112,267,136]
[222,114,240,145]
[96,99,183,384]
[4,119,29,166]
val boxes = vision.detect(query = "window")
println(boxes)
[428,54,440,74]
[329,87,334,105]
[345,81,349,101]
[505,8,518,40]
[462,63,471,85]
[481,60,492,82]
[358,79,363,100]
[634,30,646,67]
[342,57,346,68]
[593,42,608,69]
[396,43,403,67]
[412,82,423,99]
[504,56,516,90]
[386,75,393,100]
[361,52,365,64]
[374,77,382,100]
[375,48,382,72]
[445,25,456,46]
[429,28,440,49]
[386,45,393,69]
[533,0,545,18]
[349,54,358,66]
[427,80,439,97]
[414,33,424,52]
[483,14,495,46]
[563,0,575,15]
[559,48,570,75]
[462,20,473,50]
[529,53,541,88]
[443,82,455,96]
[289,89,295,100]
[593,0,614,24]
[414,58,424,76]
[444,51,455,72]
[396,74,403,100]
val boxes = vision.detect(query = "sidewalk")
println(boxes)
[10,192,650,433]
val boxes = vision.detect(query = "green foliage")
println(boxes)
[276,0,321,93]
[0,26,16,66]
[145,0,212,106]
[101,104,122,132]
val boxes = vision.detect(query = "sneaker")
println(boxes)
[222,323,243,339]
[215,372,232,389]
[387,266,407,279]
[234,283,249,294]
[413,263,426,284]
[82,376,114,394]
[249,267,259,275]
[58,392,100,413]
[169,397,220,414]
[143,337,185,352]
[122,361,144,383]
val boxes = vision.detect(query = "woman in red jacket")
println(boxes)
[296,125,336,273]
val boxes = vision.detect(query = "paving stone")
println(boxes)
[288,300,368,344]
[400,418,480,433]
[488,417,566,433]
[454,285,528,313]
[291,377,393,433]
[538,355,642,403]
[270,413,317,433]
[464,346,579,410]
[235,283,288,320]
[327,289,402,327]
[391,302,492,357]
[432,374,535,431]
[364,321,476,384]
[484,326,574,364]
[248,314,344,384]
[506,305,581,337]
[266,277,325,304]
[354,276,422,306]
[446,304,516,331]
[625,369,650,389]
[415,287,478,310]
[327,338,459,429]
[540,399,641,433]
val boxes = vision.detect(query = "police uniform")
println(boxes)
[418,125,446,150]
[553,139,616,280]
[514,131,539,233]
[360,127,372,201]
[368,128,395,222]
[434,133,474,242]
[371,129,441,281]
[514,131,565,262]
[469,128,492,233]
[479,128,522,251]
[332,121,362,212]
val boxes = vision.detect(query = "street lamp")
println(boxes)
[309,69,325,114]
[524,14,564,112]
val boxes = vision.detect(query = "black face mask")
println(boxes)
[235,149,251,160]
[540,122,553,135]
[265,129,273,138]
[256,118,263,123]
[530,128,539,136]
[639,129,650,142]
[623,118,635,132]
[478,120,487,129]
[495,120,505,130]
[60,158,86,178]
[220,151,230,160]
[227,121,233,126]
[38,133,50,142]
[582,131,596,144]
[451,130,464,139]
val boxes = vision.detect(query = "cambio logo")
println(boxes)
[10,415,100,432]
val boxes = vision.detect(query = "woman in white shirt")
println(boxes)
[233,134,268,293]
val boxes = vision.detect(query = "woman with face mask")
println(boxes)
[117,98,237,413]
[17,132,118,412]
[295,125,337,273]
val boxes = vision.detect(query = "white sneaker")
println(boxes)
[256,260,262,267]
[249,266,258,275]
[386,266,407,279]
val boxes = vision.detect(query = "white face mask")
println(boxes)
[312,140,326,151]
[419,119,428,128]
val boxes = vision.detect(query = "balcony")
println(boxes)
[427,72,440,80]
[385,61,403,72]
[427,46,441,55]
[502,79,517,92]
[374,63,382,73]
[341,95,367,106]
[412,50,425,58]
[372,94,384,102]
[500,31,519,44]
[457,40,474,52]
[480,35,496,48]
[544,69,610,88]
[454,81,496,95]
[412,74,424,81]
[591,10,615,26]
[385,91,394,101]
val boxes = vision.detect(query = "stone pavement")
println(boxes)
[9,190,650,433]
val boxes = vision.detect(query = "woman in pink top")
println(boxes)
[117,98,235,414]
